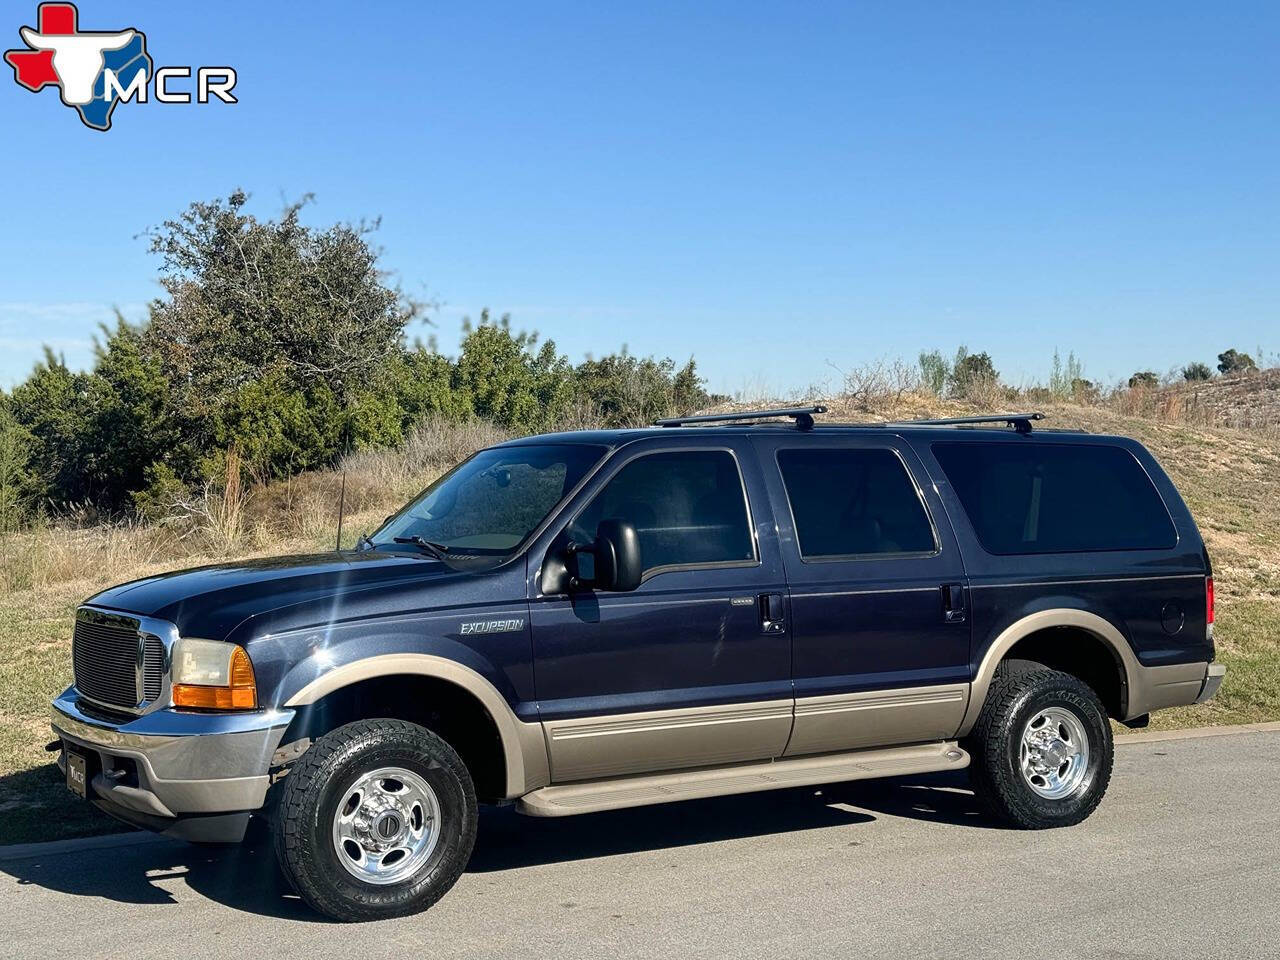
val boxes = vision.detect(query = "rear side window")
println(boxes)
[574,450,755,575]
[931,442,1177,555]
[777,448,937,559]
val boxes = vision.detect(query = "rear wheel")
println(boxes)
[273,719,477,921]
[966,667,1113,829]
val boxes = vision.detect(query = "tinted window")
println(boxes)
[375,444,605,556]
[573,450,755,574]
[777,448,937,559]
[931,442,1177,555]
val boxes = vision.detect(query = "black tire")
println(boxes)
[965,667,1113,829]
[273,719,477,922]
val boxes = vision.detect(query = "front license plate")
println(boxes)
[66,748,87,799]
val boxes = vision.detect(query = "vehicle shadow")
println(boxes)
[467,780,878,872]
[820,769,995,827]
[0,770,992,921]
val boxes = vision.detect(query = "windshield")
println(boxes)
[369,443,607,560]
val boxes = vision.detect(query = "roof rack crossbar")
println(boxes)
[655,404,828,431]
[888,412,1046,434]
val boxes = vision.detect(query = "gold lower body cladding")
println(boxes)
[518,740,969,816]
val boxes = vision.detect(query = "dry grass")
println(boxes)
[1103,372,1280,437]
[0,399,1276,844]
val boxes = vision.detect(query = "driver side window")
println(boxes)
[573,450,756,577]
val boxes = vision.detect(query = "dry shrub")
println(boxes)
[558,399,608,432]
[1098,369,1280,435]
[957,376,1016,411]
[394,416,509,476]
[164,446,253,551]
[832,359,921,412]
[342,416,508,488]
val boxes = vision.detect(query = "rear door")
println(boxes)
[527,436,793,782]
[751,433,970,755]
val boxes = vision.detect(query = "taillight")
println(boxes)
[1206,576,1215,626]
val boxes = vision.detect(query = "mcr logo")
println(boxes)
[4,3,237,131]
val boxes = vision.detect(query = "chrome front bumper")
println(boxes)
[51,687,294,841]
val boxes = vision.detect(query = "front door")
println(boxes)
[751,434,971,756]
[528,439,792,782]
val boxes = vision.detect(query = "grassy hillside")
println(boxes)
[0,403,1275,845]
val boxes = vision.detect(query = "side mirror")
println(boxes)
[587,518,642,592]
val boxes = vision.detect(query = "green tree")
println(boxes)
[1049,349,1084,399]
[144,190,426,479]
[1128,371,1159,388]
[573,349,710,427]
[1217,349,1258,375]
[0,403,34,532]
[82,317,179,508]
[454,312,574,432]
[948,347,998,397]
[918,349,949,396]
[391,346,470,428]
[7,349,95,506]
[210,372,339,478]
[1182,362,1213,381]
[673,358,716,410]
[10,320,182,512]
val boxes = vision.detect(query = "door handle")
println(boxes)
[759,593,785,634]
[942,583,966,623]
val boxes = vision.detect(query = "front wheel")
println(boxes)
[966,667,1113,829]
[273,719,477,921]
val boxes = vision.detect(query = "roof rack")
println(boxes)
[652,407,1045,433]
[655,405,828,431]
[888,412,1046,434]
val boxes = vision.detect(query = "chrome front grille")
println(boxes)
[142,635,165,701]
[71,609,174,712]
[73,613,140,709]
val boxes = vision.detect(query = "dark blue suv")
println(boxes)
[50,407,1224,921]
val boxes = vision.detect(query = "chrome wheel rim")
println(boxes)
[331,766,441,885]
[1019,707,1090,800]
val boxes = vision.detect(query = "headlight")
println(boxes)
[171,638,258,710]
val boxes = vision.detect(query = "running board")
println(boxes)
[516,741,969,817]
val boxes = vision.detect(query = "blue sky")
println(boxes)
[1,1,1276,396]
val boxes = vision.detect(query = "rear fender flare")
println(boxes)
[958,608,1139,737]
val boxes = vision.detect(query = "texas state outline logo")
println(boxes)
[4,3,237,132]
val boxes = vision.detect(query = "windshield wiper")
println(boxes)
[393,536,452,561]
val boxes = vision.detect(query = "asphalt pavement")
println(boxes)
[2,728,1278,959]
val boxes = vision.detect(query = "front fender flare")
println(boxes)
[283,653,549,798]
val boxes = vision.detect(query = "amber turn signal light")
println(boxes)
[172,645,257,710]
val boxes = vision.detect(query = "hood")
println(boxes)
[84,550,464,640]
